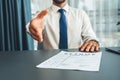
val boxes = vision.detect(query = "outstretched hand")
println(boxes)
[29,9,49,42]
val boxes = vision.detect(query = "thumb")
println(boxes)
[37,29,44,42]
[38,34,43,42]
[37,9,49,19]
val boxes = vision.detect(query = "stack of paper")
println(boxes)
[36,51,102,71]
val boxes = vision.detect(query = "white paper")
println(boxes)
[36,51,102,71]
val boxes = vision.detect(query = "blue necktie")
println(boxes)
[58,9,68,49]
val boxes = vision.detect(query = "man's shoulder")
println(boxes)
[69,7,86,14]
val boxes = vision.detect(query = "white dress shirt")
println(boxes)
[26,4,98,50]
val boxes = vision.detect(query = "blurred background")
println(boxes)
[0,0,120,51]
[31,0,120,50]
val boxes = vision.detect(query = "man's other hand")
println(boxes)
[79,40,99,52]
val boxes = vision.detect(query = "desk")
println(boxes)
[0,48,120,80]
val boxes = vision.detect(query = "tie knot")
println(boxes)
[58,9,65,14]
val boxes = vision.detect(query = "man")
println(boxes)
[27,0,99,52]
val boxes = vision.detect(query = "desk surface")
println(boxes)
[0,48,120,80]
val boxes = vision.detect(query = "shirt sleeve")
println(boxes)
[81,10,99,42]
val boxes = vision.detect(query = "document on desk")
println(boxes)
[36,51,102,71]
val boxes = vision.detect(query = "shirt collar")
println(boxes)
[51,4,69,12]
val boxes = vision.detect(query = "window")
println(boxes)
[31,0,120,48]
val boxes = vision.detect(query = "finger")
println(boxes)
[29,22,38,32]
[32,34,43,42]
[31,34,39,41]
[30,27,43,42]
[90,45,96,52]
[92,41,99,51]
[29,27,41,38]
[95,44,99,51]
[29,26,37,35]
[85,43,93,52]
[30,22,42,34]
[37,9,49,19]
[35,31,43,42]
[80,42,89,51]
